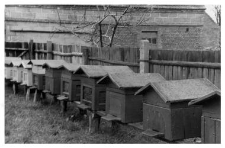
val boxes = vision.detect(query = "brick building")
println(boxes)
[5,5,220,50]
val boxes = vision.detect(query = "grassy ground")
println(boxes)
[5,84,168,144]
[5,83,201,144]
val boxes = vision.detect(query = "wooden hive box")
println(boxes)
[135,78,219,141]
[97,73,165,123]
[60,63,81,101]
[42,60,66,95]
[5,57,21,80]
[10,60,23,83]
[74,65,134,111]
[189,91,221,143]
[19,60,33,87]
[30,60,53,90]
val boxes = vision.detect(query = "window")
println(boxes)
[141,31,158,45]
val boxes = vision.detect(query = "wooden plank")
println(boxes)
[215,119,221,143]
[214,69,221,89]
[201,116,205,143]
[208,69,215,84]
[142,129,164,138]
[149,50,154,73]
[204,117,216,143]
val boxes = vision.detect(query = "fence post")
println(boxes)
[139,40,150,73]
[47,41,53,60]
[29,39,34,59]
[81,46,89,65]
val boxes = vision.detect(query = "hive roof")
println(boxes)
[135,78,220,103]
[97,73,165,88]
[74,65,134,78]
[42,60,66,69]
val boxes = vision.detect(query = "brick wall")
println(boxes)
[5,5,219,50]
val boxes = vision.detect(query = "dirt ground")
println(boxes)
[4,83,201,144]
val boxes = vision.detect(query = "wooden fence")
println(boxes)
[83,47,140,73]
[5,40,83,64]
[5,40,221,88]
[147,49,221,88]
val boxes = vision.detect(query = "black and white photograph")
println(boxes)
[3,0,222,144]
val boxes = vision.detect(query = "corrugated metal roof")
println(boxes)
[98,73,165,88]
[63,63,80,72]
[188,91,221,106]
[74,65,134,78]
[136,78,219,103]
[5,57,21,65]
[42,60,67,69]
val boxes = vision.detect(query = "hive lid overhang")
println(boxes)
[188,90,221,106]
[42,60,66,69]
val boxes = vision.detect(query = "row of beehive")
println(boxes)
[5,57,221,143]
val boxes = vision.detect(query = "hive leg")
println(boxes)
[61,100,68,113]
[88,111,101,133]
[33,89,41,102]
[26,88,30,101]
[12,83,18,95]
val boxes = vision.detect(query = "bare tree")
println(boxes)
[214,5,221,26]
[52,5,153,48]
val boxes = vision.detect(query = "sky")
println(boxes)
[205,5,217,22]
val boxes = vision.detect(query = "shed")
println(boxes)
[42,60,66,95]
[73,65,134,111]
[59,63,81,101]
[5,57,21,80]
[97,73,165,123]
[135,78,219,141]
[19,60,33,87]
[189,91,221,143]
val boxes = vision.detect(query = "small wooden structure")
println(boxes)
[30,60,53,90]
[5,57,21,80]
[97,73,165,123]
[10,60,23,83]
[74,65,134,112]
[135,78,219,141]
[189,91,221,143]
[19,60,33,87]
[60,63,81,101]
[42,60,66,95]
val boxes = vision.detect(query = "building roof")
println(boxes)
[63,63,81,72]
[188,91,221,106]
[74,65,134,78]
[42,60,67,69]
[135,78,219,103]
[97,73,165,88]
[5,57,21,65]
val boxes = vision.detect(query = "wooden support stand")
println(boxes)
[12,83,18,95]
[87,110,101,133]
[33,89,41,102]
[57,95,69,114]
[26,87,30,101]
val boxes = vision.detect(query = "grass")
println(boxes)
[5,83,200,144]
[5,84,167,144]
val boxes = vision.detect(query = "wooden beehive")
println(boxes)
[60,63,81,101]
[97,73,165,123]
[5,57,21,80]
[135,78,219,141]
[189,91,221,143]
[20,60,33,86]
[10,60,24,83]
[74,65,134,111]
[30,60,53,90]
[42,60,66,95]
